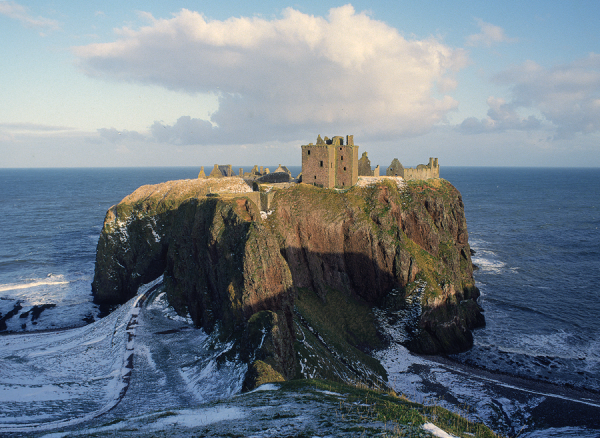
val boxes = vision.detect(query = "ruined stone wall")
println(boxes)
[301,144,335,188]
[403,166,435,180]
[386,157,439,180]
[386,158,404,177]
[358,152,373,176]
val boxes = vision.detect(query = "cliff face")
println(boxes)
[271,180,483,356]
[93,177,483,389]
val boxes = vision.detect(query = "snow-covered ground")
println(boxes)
[2,276,600,437]
[356,176,406,189]
[0,278,161,433]
[376,342,600,437]
[0,277,246,435]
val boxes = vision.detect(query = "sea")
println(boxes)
[1,166,599,394]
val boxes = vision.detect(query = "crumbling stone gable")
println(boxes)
[208,164,224,178]
[358,152,373,176]
[274,164,292,176]
[386,158,404,177]
[219,165,233,177]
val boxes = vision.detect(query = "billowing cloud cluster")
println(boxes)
[498,55,600,138]
[74,5,467,144]
[462,54,600,138]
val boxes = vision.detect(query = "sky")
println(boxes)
[1,1,599,168]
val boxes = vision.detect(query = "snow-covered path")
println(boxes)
[0,278,160,433]
[0,277,246,435]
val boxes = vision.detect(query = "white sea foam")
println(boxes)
[494,330,584,360]
[0,276,69,293]
[472,249,506,274]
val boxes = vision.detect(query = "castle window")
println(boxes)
[344,167,347,171]
[307,150,311,155]
[319,160,324,167]
[341,156,344,161]
[314,175,317,179]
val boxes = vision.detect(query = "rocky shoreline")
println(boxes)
[382,348,600,436]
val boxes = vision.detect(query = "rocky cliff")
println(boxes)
[92,176,484,389]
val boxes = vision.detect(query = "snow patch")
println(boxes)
[423,422,457,438]
[151,407,244,429]
[0,277,160,433]
[248,383,280,393]
[316,389,343,397]
[357,176,406,189]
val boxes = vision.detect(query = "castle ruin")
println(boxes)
[198,135,439,202]
[301,134,438,187]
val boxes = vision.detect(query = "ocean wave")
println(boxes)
[481,330,597,362]
[472,252,506,274]
[0,275,69,293]
[454,332,600,392]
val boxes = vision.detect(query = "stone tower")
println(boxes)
[301,135,358,188]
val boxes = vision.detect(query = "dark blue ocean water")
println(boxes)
[0,168,202,330]
[1,167,599,391]
[442,167,600,392]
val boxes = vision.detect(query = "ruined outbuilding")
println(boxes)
[386,157,439,180]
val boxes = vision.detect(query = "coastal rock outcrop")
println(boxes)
[93,177,483,389]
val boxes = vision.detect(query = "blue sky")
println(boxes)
[1,1,599,167]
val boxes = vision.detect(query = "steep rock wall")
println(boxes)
[270,180,483,355]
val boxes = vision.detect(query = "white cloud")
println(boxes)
[493,54,600,138]
[466,18,517,47]
[73,5,467,145]
[0,1,60,31]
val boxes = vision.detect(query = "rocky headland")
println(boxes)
[92,176,484,390]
